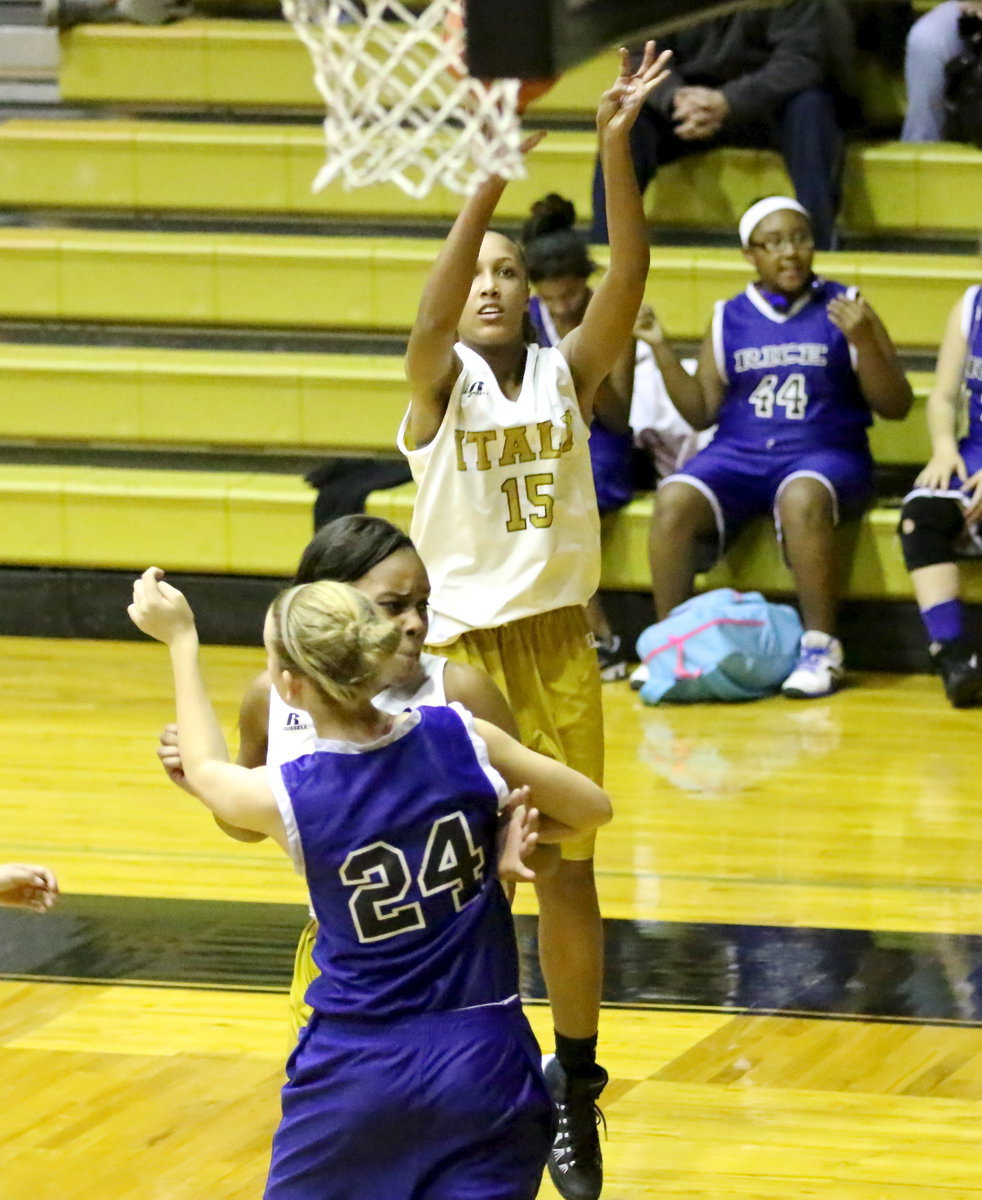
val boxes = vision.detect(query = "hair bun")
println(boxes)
[522,193,577,245]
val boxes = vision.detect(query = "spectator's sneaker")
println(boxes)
[781,631,844,699]
[596,635,628,683]
[930,639,982,708]
[629,662,649,691]
[544,1057,607,1200]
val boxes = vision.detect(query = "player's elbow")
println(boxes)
[893,382,916,420]
[214,813,268,843]
[871,383,915,421]
[582,788,613,832]
[184,761,245,824]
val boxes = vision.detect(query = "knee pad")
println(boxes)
[898,494,964,570]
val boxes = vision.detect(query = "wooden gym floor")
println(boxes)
[2,633,982,1198]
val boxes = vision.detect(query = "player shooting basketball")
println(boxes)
[401,41,671,1200]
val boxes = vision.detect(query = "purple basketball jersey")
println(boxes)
[276,705,519,1020]
[714,279,871,453]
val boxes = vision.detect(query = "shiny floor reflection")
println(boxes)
[5,896,982,1024]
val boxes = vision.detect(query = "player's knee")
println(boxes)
[778,478,834,531]
[899,494,964,570]
[651,484,712,540]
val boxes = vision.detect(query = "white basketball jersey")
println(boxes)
[266,652,449,768]
[398,342,600,644]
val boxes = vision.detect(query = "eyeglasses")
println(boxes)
[747,231,814,253]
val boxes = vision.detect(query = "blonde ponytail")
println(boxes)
[268,580,401,705]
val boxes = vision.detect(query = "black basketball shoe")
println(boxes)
[930,638,982,708]
[544,1057,607,1200]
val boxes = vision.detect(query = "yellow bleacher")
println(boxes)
[0,227,974,348]
[0,339,936,599]
[32,18,977,242]
[0,464,311,575]
[0,346,408,450]
[0,343,934,467]
[52,23,730,117]
[2,118,981,238]
[0,465,969,604]
[366,482,963,601]
[55,19,909,131]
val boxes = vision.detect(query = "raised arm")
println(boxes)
[475,718,612,841]
[404,175,512,448]
[636,306,721,430]
[828,294,914,420]
[562,42,671,420]
[128,568,286,847]
[916,297,969,489]
[690,330,729,428]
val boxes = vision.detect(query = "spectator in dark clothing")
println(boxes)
[590,0,856,251]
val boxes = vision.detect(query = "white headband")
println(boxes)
[739,196,809,248]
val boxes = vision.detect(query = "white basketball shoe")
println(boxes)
[781,631,844,699]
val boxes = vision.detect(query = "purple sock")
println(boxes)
[921,598,965,644]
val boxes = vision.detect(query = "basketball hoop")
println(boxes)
[281,0,530,198]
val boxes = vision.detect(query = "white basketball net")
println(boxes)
[282,0,527,198]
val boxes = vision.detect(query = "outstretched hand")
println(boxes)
[0,863,59,912]
[596,41,672,138]
[128,567,196,646]
[497,786,539,885]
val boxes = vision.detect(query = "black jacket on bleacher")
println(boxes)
[641,0,856,124]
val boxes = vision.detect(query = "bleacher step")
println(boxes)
[2,119,981,240]
[54,19,908,136]
[0,344,410,453]
[0,227,972,350]
[0,464,961,606]
[0,463,313,575]
[0,341,934,468]
[366,483,959,603]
